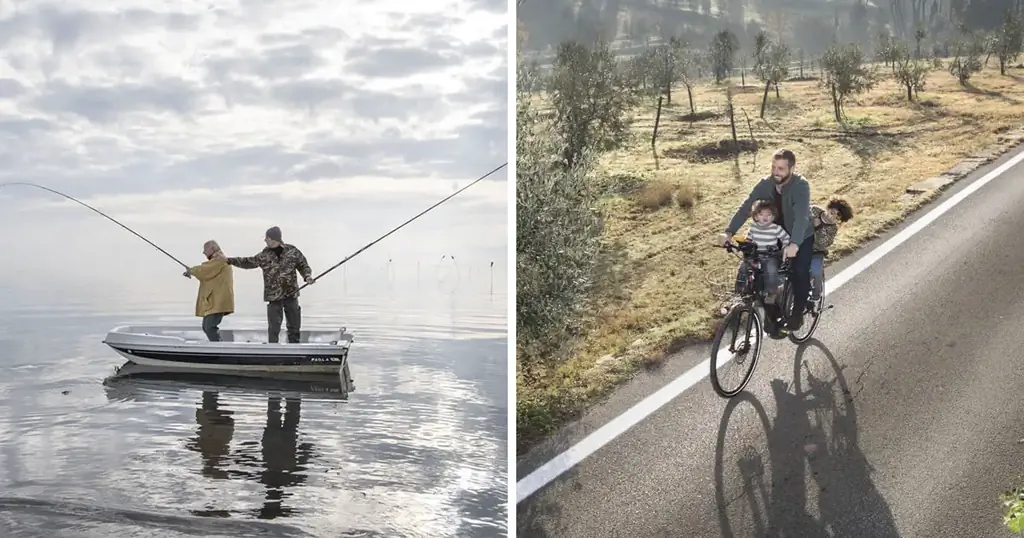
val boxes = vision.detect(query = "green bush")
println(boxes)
[515,78,603,364]
[1004,486,1024,533]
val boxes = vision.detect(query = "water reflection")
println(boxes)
[104,363,351,521]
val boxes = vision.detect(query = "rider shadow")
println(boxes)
[714,339,901,537]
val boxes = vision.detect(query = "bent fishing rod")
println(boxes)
[294,162,508,294]
[0,182,190,270]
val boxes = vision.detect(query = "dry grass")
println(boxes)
[637,180,675,210]
[517,62,1024,453]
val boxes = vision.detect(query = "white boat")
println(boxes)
[102,324,354,374]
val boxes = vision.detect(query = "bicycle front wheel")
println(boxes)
[710,305,763,398]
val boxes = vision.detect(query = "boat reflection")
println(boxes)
[103,362,353,520]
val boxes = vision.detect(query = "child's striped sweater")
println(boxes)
[747,222,790,251]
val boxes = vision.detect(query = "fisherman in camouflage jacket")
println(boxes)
[227,226,315,344]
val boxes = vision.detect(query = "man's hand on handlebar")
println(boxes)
[718,233,733,247]
[783,243,799,259]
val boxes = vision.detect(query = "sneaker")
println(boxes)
[788,312,804,331]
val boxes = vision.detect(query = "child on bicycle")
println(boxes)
[810,198,854,299]
[735,200,790,304]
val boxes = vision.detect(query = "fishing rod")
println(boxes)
[0,182,190,270]
[295,162,507,294]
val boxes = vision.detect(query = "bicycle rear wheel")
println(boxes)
[785,279,822,344]
[710,305,763,398]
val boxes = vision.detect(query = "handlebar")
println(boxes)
[719,239,792,267]
[719,239,780,255]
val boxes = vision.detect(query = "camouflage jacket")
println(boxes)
[811,206,839,254]
[227,244,313,303]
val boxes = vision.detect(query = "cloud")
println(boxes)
[0,0,508,260]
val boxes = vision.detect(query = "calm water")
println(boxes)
[0,274,507,537]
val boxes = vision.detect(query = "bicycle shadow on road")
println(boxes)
[713,338,901,537]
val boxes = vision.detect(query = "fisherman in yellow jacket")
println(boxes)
[183,240,235,341]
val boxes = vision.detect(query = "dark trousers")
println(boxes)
[202,313,225,342]
[267,297,301,344]
[789,234,815,318]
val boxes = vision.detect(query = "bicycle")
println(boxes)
[711,240,834,398]
[710,238,790,398]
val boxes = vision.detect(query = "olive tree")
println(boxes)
[708,29,740,83]
[820,42,876,123]
[894,43,929,101]
[516,49,604,364]
[548,40,638,167]
[948,31,985,85]
[994,9,1024,76]
[752,32,791,117]
[875,30,901,71]
[632,37,689,105]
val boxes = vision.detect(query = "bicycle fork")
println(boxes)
[729,308,755,354]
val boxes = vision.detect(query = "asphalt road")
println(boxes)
[517,145,1024,538]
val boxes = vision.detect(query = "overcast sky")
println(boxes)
[0,0,508,292]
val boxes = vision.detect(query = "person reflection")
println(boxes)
[185,391,235,480]
[188,392,318,519]
[253,396,316,519]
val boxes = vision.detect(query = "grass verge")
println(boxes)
[517,62,1024,455]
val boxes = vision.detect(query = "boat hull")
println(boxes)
[102,324,354,374]
[107,345,348,373]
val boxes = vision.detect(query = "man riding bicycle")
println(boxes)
[719,149,814,334]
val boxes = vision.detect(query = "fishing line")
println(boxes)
[436,255,461,295]
[294,162,507,294]
[0,182,189,270]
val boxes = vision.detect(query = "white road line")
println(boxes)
[516,147,1024,504]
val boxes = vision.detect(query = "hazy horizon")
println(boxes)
[0,0,508,295]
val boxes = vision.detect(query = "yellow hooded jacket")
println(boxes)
[188,257,235,318]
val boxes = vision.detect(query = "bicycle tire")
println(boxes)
[788,278,823,344]
[710,305,763,398]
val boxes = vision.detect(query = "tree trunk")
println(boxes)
[760,80,770,118]
[774,81,780,98]
[906,82,913,101]
[728,102,739,152]
[652,95,663,152]
[999,55,1006,75]
[831,83,841,123]
[686,84,695,114]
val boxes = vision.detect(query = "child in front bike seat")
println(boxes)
[735,200,791,304]
[810,198,854,299]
